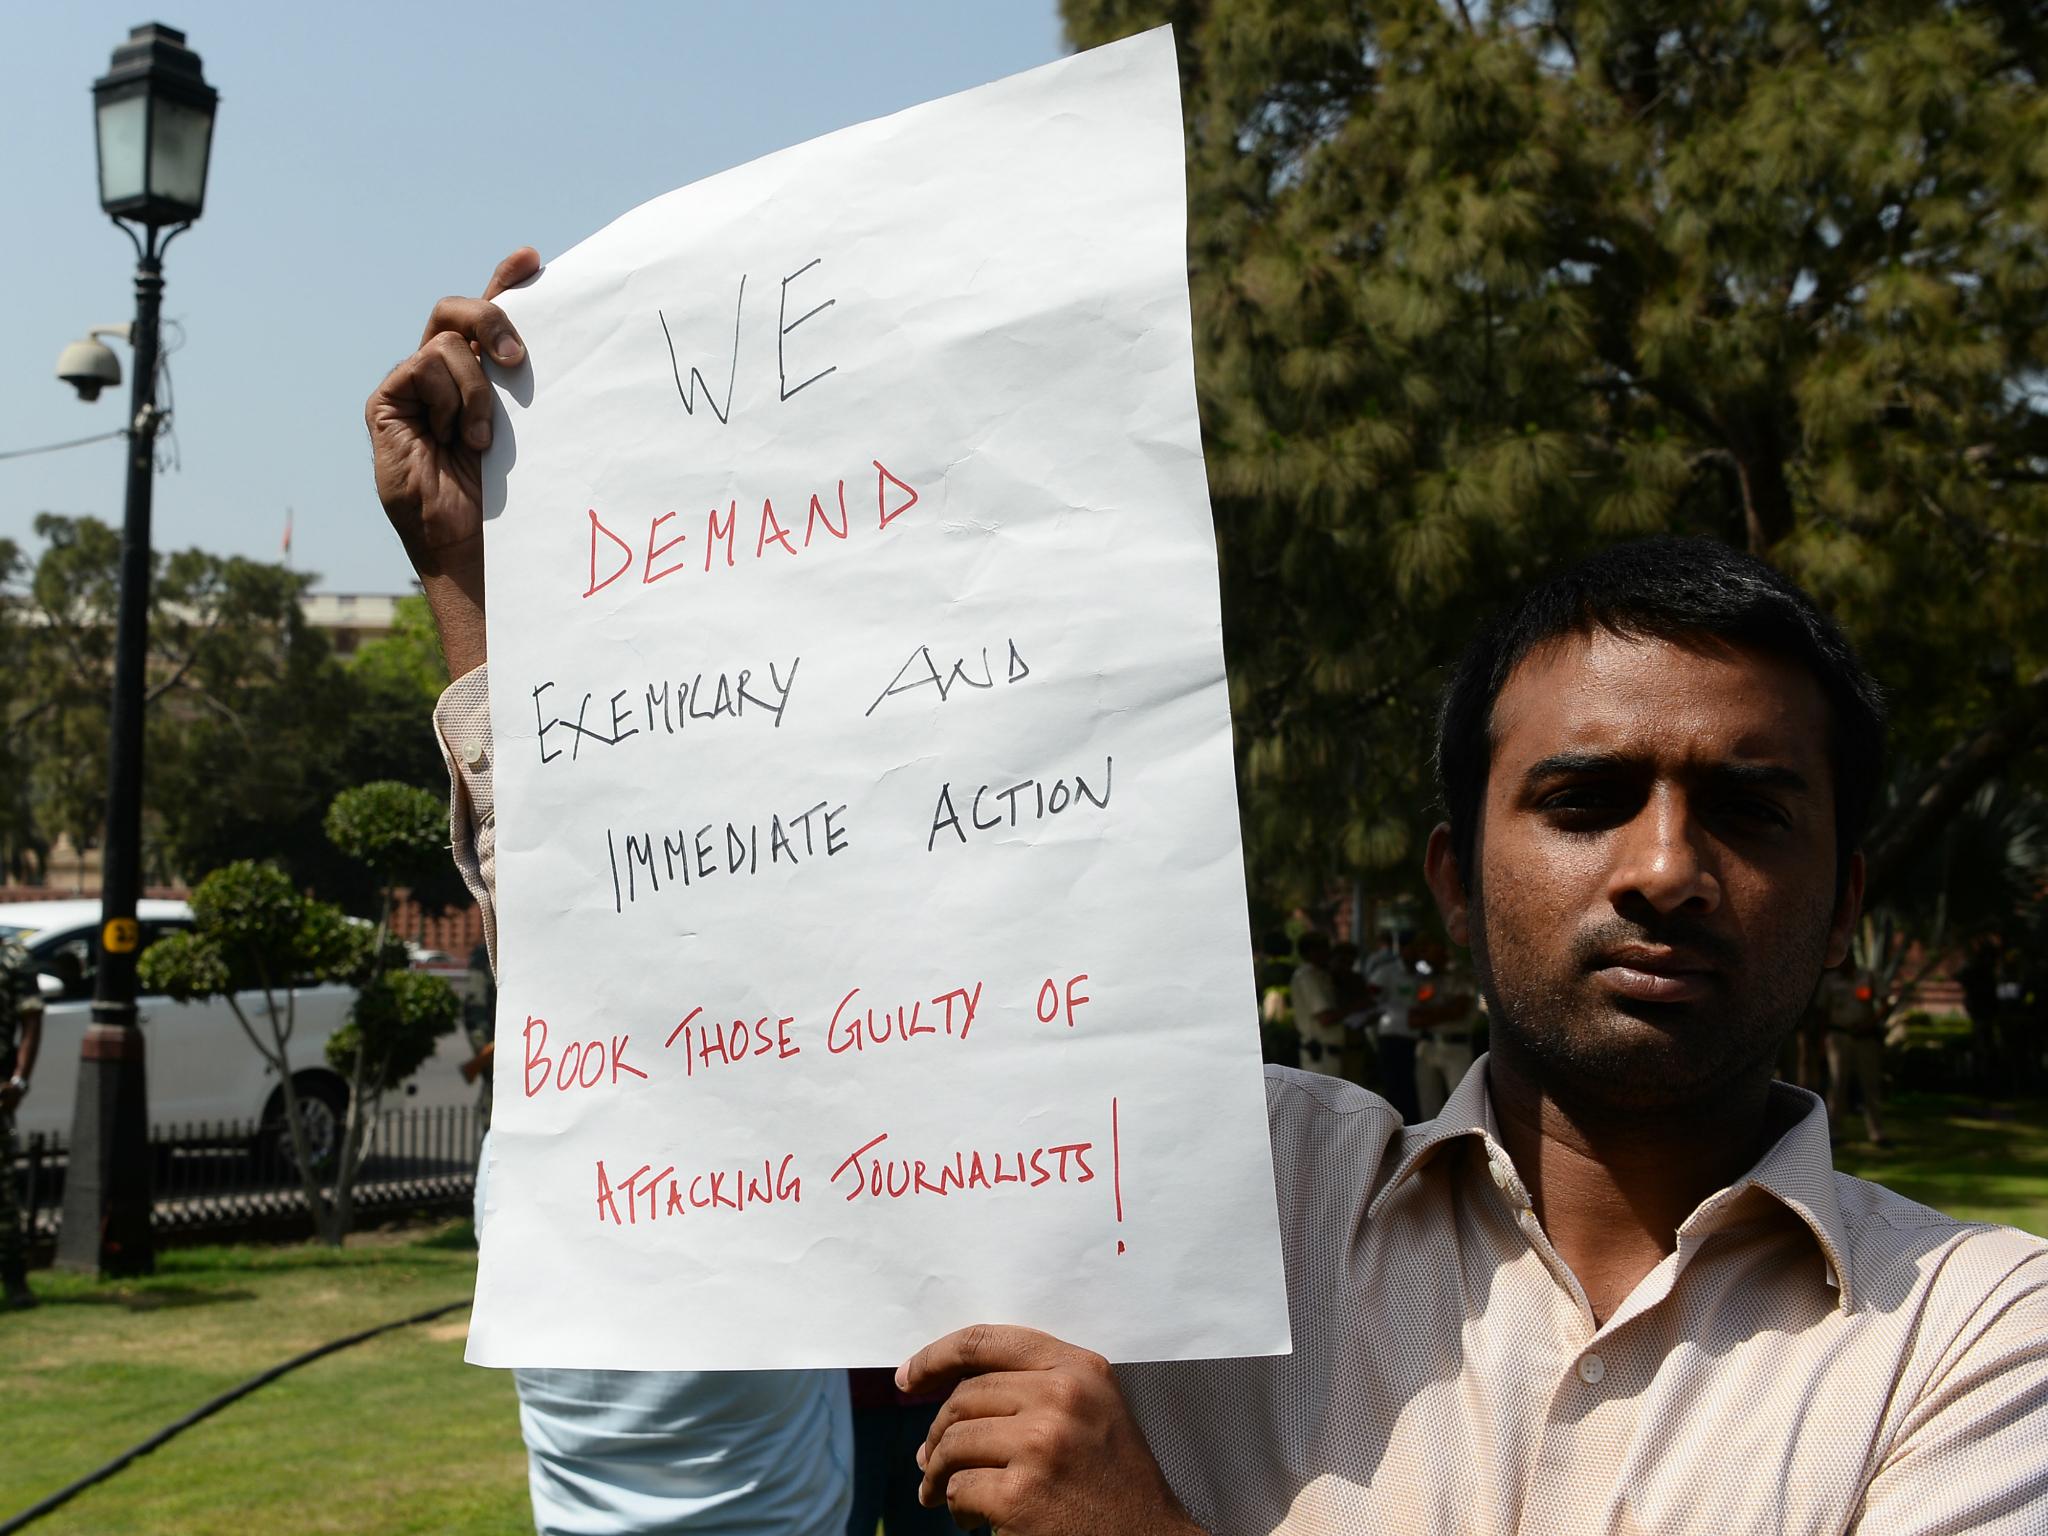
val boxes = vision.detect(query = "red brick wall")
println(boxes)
[388,894,485,959]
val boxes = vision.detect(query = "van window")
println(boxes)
[34,934,95,1001]
[27,919,195,1002]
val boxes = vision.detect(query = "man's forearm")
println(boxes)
[418,536,487,678]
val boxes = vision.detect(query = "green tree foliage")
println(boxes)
[139,860,372,1243]
[1063,0,2048,916]
[139,817,462,1244]
[323,968,463,1234]
[326,969,460,1097]
[16,516,120,871]
[1,517,463,914]
[347,593,450,706]
[320,782,462,1237]
[324,780,448,891]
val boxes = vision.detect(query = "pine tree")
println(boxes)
[1064,0,2048,913]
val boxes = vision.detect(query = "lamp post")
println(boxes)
[55,23,218,1278]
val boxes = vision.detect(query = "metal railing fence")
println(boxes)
[13,1102,483,1253]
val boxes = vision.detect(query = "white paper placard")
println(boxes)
[469,26,1289,1370]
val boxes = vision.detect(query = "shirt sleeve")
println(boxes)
[432,665,497,978]
[1853,1246,2048,1534]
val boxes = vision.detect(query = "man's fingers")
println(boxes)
[933,1468,1009,1530]
[405,348,464,446]
[397,333,491,449]
[415,332,496,448]
[418,293,525,366]
[919,1372,1027,1464]
[919,1417,1015,1512]
[366,353,417,436]
[482,246,541,301]
[899,1324,1076,1395]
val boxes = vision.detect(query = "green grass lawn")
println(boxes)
[2,1221,528,1536]
[1832,1091,2048,1237]
[3,1094,2041,1535]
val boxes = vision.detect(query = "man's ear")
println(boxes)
[1823,851,1865,969]
[1424,823,1471,946]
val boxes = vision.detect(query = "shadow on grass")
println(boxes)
[34,1285,257,1312]
[142,1227,481,1278]
[163,1250,470,1276]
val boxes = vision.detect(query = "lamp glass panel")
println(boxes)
[96,95,147,206]
[148,97,212,211]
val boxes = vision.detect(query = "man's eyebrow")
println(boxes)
[1520,751,1638,784]
[1517,754,1812,792]
[1706,761,1811,793]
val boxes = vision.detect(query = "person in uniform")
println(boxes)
[0,935,45,1308]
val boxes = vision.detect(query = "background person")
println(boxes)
[1410,939,1478,1120]
[1255,929,1298,1068]
[1361,930,1420,1119]
[1328,940,1377,1088]
[0,934,43,1309]
[846,1369,989,1536]
[1288,931,1345,1076]
[1818,958,1888,1145]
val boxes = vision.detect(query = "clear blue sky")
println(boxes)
[1,2,1066,594]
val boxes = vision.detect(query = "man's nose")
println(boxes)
[1607,788,1721,916]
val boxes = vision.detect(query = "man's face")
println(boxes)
[1426,629,1861,1111]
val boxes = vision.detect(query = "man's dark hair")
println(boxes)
[1434,536,1886,891]
[1296,931,1331,962]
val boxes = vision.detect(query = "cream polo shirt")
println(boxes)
[435,666,498,966]
[1119,1065,2048,1535]
[437,668,2048,1536]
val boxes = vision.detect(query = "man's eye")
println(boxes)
[1722,797,1791,828]
[1540,787,1625,815]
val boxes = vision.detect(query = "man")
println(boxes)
[1326,941,1376,1086]
[1287,932,1344,1077]
[899,538,2048,1533]
[0,933,44,1308]
[368,250,851,1536]
[381,262,2048,1535]
[1361,930,1421,1119]
[1817,959,1888,1145]
[1407,938,1478,1120]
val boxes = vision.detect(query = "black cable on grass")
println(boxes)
[0,1297,471,1534]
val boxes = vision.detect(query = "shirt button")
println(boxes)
[462,736,487,769]
[1577,1353,1606,1385]
[1489,1159,1511,1189]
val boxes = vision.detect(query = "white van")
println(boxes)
[2,899,477,1165]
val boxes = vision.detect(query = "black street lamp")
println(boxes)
[55,23,218,1278]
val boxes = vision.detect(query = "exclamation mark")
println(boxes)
[1112,1096,1125,1255]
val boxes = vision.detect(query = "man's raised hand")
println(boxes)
[901,1325,1202,1536]
[364,246,537,676]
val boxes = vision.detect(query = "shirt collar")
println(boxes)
[1366,1057,1856,1310]
[1366,1054,1497,1219]
[1742,1079,1856,1308]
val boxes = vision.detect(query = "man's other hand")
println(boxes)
[364,246,537,677]
[901,1324,1202,1536]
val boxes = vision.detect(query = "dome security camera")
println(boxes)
[55,329,127,402]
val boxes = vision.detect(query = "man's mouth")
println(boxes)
[1589,944,1719,1004]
